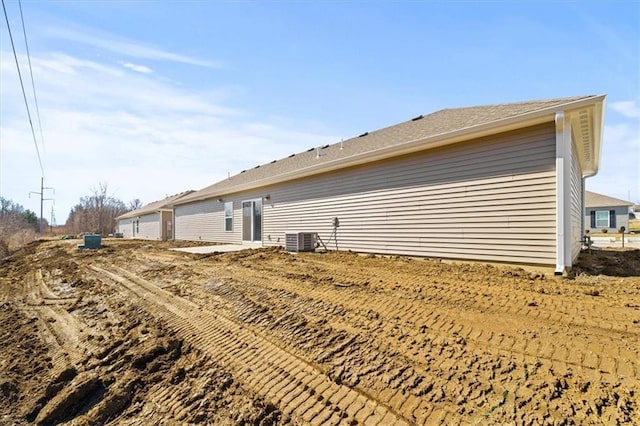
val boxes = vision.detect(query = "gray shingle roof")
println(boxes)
[117,190,194,220]
[176,95,598,205]
[585,191,633,208]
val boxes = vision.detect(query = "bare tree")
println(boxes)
[128,198,143,211]
[65,183,128,235]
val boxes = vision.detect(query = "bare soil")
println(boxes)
[1,239,638,425]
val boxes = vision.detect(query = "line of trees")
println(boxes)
[64,183,141,236]
[1,183,142,258]
[0,197,43,257]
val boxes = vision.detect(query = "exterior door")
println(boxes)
[242,199,262,242]
[166,221,172,240]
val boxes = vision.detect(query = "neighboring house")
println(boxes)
[116,191,193,240]
[585,191,633,233]
[171,95,605,274]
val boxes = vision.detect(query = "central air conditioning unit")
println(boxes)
[285,232,316,252]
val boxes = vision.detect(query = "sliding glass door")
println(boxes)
[242,199,262,242]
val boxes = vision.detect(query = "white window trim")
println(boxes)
[595,210,610,228]
[224,201,233,232]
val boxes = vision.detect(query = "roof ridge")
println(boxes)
[438,95,597,113]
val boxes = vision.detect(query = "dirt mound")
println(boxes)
[0,241,285,425]
[570,248,640,277]
[1,239,639,424]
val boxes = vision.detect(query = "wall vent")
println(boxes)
[285,232,316,252]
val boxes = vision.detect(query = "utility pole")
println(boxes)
[29,177,54,234]
[50,204,56,234]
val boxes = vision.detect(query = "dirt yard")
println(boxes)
[0,239,638,425]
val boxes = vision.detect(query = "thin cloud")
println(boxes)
[122,62,153,74]
[0,52,336,220]
[43,26,222,69]
[610,101,640,119]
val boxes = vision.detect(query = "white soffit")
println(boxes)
[567,96,605,177]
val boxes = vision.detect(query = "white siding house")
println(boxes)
[116,191,193,241]
[172,96,605,273]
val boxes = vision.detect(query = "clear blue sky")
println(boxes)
[1,0,638,224]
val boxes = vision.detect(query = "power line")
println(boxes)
[1,0,44,177]
[18,0,46,154]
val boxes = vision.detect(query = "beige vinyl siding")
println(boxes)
[175,123,557,264]
[117,219,133,238]
[264,123,556,264]
[569,141,584,261]
[175,199,243,243]
[136,213,160,240]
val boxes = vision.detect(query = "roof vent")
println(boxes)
[254,165,260,169]
[307,147,315,152]
[270,160,277,164]
[359,132,369,137]
[288,154,295,158]
[321,144,330,149]
[241,170,246,173]
[411,115,424,121]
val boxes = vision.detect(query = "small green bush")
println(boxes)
[601,228,608,233]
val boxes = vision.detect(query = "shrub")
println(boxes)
[601,228,608,233]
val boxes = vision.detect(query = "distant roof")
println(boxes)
[116,190,194,219]
[585,191,633,208]
[176,95,605,206]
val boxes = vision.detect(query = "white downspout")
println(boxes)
[555,112,571,275]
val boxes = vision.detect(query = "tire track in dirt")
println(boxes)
[195,278,523,422]
[83,244,640,424]
[164,253,636,423]
[260,254,637,334]
[18,268,97,379]
[216,254,639,382]
[210,264,637,384]
[86,264,408,425]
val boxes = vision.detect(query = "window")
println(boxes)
[224,201,233,231]
[135,219,139,233]
[595,210,610,228]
